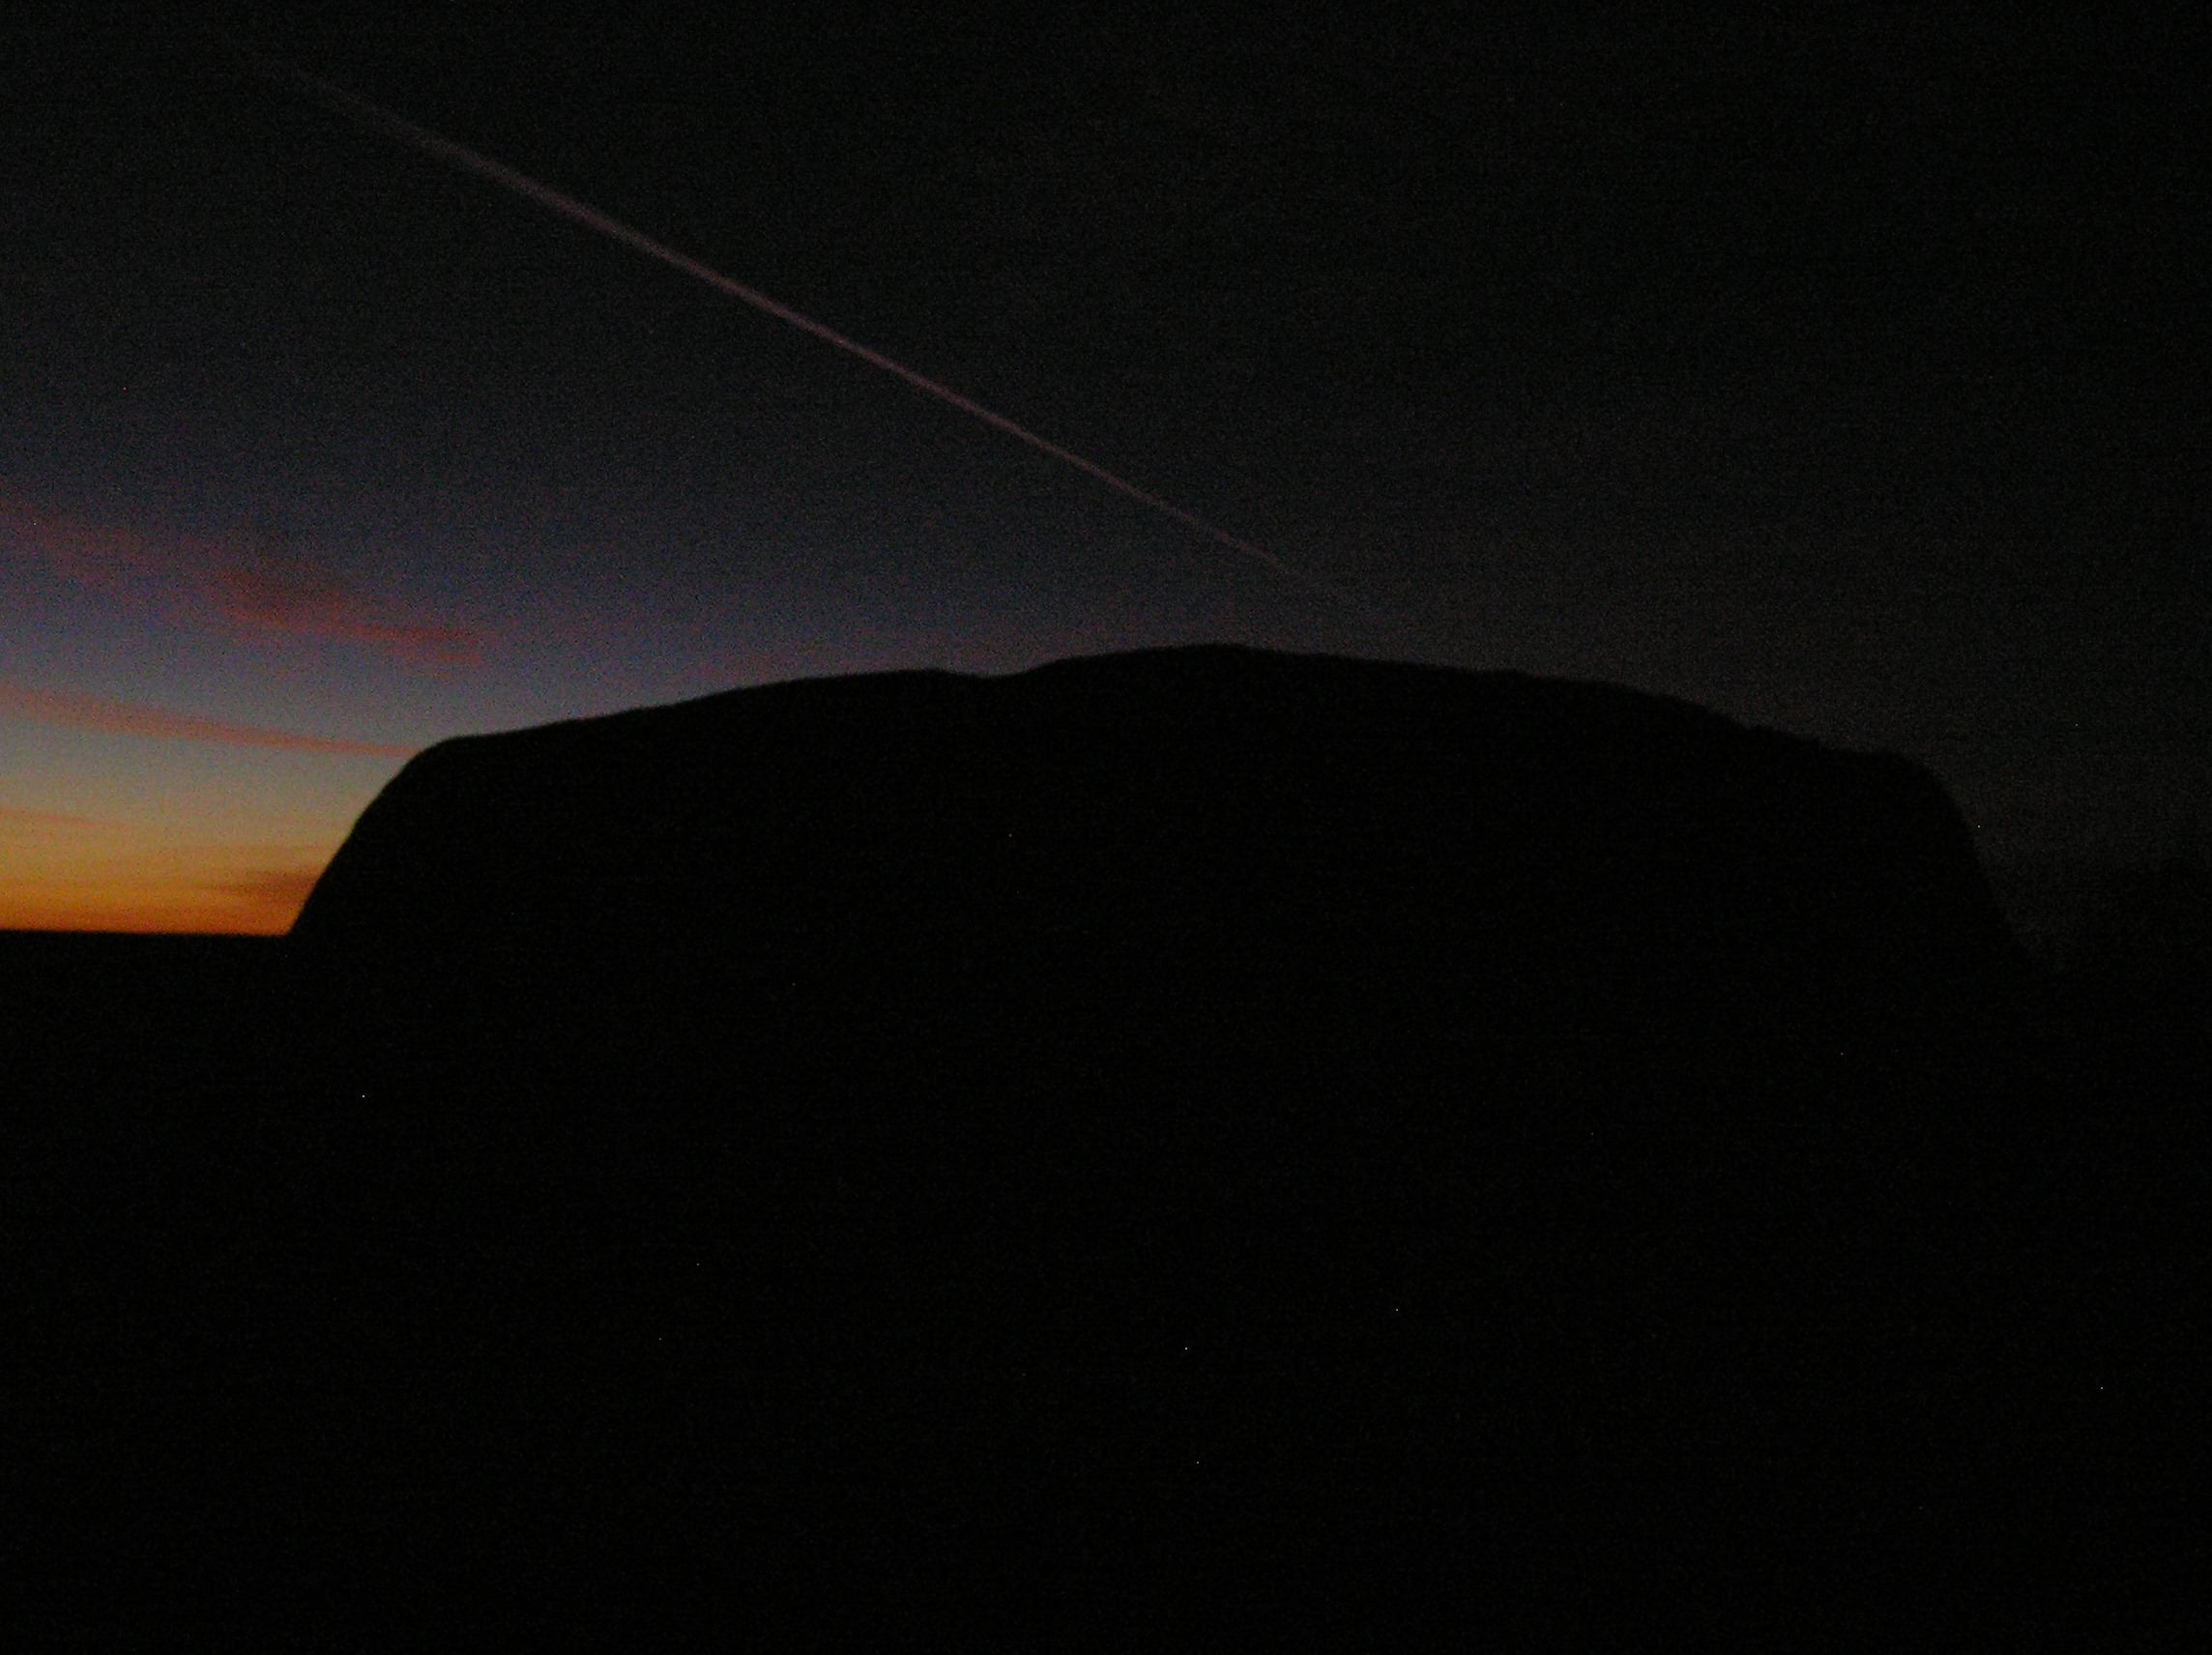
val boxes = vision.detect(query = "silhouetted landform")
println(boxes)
[7,652,2204,1643]
[295,646,2023,1071]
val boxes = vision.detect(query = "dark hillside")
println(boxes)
[294,647,2024,1076]
[5,650,2200,1643]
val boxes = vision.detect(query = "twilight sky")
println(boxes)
[3,4,2203,930]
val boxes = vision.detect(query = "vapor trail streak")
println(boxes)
[229,44,1345,604]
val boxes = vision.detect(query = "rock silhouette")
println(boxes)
[295,645,2020,1069]
[12,650,2195,1643]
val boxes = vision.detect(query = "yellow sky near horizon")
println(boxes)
[0,689,396,935]
[0,805,333,933]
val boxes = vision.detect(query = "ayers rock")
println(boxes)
[293,644,2020,1067]
[260,647,2109,1638]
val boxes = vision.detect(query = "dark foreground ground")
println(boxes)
[1,915,2204,1646]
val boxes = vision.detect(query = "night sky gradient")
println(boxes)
[3,4,2202,930]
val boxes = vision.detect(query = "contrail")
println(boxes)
[220,41,1348,605]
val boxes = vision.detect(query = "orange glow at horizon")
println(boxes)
[0,810,331,934]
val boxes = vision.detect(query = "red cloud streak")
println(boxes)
[0,491,166,595]
[0,488,484,667]
[206,565,483,666]
[0,680,419,758]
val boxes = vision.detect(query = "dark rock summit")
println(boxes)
[295,645,2019,1067]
